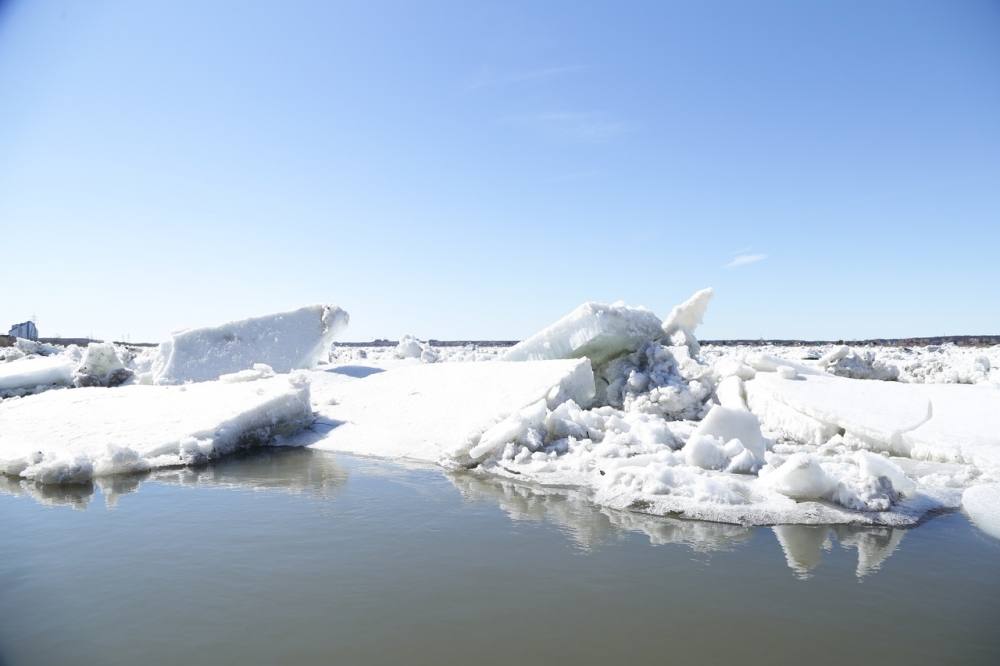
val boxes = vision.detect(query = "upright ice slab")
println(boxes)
[0,374,313,484]
[153,305,349,384]
[307,359,596,463]
[502,302,663,366]
[662,287,713,354]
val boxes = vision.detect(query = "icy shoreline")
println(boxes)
[2,295,998,536]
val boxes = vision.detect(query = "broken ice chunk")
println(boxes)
[74,342,133,387]
[153,304,349,384]
[762,453,837,501]
[503,302,663,365]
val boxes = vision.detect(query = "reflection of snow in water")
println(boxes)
[772,524,906,579]
[0,446,913,579]
[0,448,349,510]
[451,470,909,578]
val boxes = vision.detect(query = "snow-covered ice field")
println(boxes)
[2,293,1000,542]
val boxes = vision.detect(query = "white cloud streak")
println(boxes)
[724,253,768,269]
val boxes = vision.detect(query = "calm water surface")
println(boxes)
[1,448,998,666]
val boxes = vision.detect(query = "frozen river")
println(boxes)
[1,448,998,666]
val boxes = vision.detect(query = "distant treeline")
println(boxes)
[700,335,1000,348]
[34,335,1000,350]
[337,335,1000,348]
[334,339,520,348]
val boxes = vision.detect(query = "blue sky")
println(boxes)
[2,0,998,342]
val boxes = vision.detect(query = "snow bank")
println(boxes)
[503,302,663,365]
[0,374,312,484]
[153,305,349,384]
[306,359,596,463]
[0,356,74,396]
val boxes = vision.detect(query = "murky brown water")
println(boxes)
[1,448,998,666]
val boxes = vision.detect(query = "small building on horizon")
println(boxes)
[8,321,38,341]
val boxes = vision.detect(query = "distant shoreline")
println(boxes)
[27,334,1000,349]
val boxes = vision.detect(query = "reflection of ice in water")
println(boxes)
[454,471,909,577]
[0,448,348,510]
[0,474,95,509]
[448,472,751,553]
[146,448,348,498]
[773,524,906,579]
[1,449,910,579]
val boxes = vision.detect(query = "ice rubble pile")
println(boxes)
[702,342,999,387]
[0,341,145,397]
[818,345,900,381]
[440,289,1000,528]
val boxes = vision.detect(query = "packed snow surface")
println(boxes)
[502,302,663,365]
[305,359,595,463]
[153,305,348,384]
[0,374,312,483]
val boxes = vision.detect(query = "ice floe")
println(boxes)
[0,374,312,483]
[304,358,595,463]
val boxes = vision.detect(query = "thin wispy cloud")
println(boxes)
[465,65,586,91]
[724,253,768,269]
[505,111,628,143]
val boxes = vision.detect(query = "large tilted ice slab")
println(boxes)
[153,305,349,384]
[503,302,663,365]
[0,375,313,484]
[0,356,75,395]
[746,372,931,453]
[306,359,596,463]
